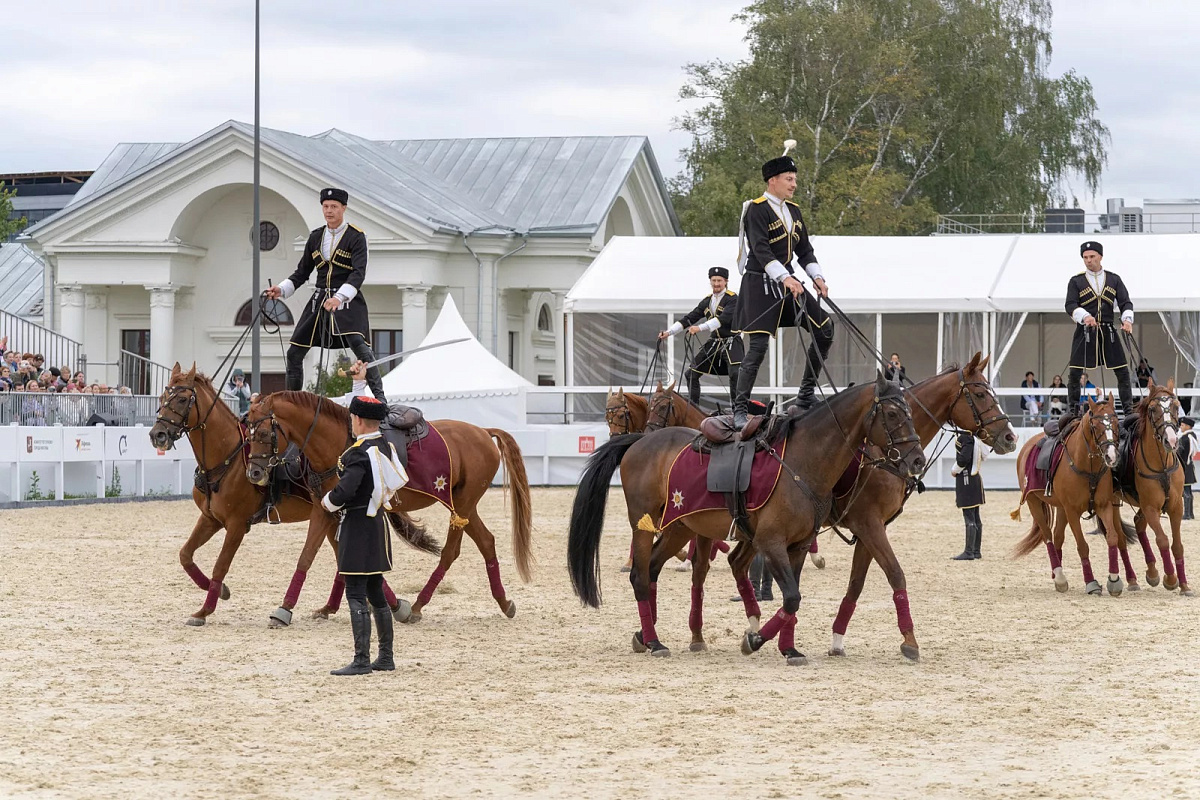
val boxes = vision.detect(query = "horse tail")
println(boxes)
[1012,518,1045,558]
[568,433,643,608]
[1010,506,1022,521]
[487,428,535,583]
[385,509,442,556]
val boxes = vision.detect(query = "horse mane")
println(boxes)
[787,380,896,433]
[271,391,352,425]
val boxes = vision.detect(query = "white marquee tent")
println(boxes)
[380,296,533,427]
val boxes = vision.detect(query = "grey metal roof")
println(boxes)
[29,122,680,237]
[0,244,44,317]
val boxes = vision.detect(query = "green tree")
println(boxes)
[0,185,27,241]
[306,354,353,397]
[672,0,1109,236]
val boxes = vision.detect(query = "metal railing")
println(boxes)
[936,211,1200,235]
[77,350,173,395]
[0,392,238,427]
[0,309,82,375]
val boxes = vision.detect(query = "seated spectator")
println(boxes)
[1047,374,1067,418]
[1136,358,1156,389]
[1020,371,1042,422]
[73,372,86,390]
[1077,371,1099,411]
[21,381,46,425]
[0,366,12,390]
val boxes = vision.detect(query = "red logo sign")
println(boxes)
[578,436,595,454]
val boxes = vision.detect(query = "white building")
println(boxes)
[23,121,680,392]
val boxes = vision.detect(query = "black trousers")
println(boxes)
[285,333,385,401]
[686,364,740,408]
[1067,366,1132,417]
[343,573,387,610]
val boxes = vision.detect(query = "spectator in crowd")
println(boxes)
[59,385,89,425]
[1135,357,1156,389]
[1047,374,1067,418]
[224,369,252,415]
[21,381,46,425]
[884,352,907,384]
[0,366,12,390]
[1020,371,1042,423]
[1177,417,1197,521]
[1077,371,1099,411]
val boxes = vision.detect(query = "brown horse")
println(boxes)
[568,374,926,664]
[246,391,534,622]
[604,389,649,436]
[821,353,1018,660]
[1012,395,1126,596]
[645,381,707,432]
[149,363,346,626]
[1109,381,1191,595]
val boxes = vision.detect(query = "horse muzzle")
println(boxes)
[246,463,269,487]
[148,427,174,451]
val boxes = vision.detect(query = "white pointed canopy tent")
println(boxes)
[379,296,532,427]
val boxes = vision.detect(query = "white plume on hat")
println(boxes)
[782,139,797,156]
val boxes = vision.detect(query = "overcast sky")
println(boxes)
[5,0,1199,212]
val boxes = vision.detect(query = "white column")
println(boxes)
[551,291,566,386]
[477,256,496,353]
[147,286,177,367]
[400,285,430,349]
[59,286,85,344]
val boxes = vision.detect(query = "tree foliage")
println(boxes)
[0,185,26,241]
[671,0,1109,236]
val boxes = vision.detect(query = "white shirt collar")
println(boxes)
[764,190,786,205]
[355,431,381,441]
[325,221,348,237]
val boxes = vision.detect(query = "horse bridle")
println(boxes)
[950,367,1010,447]
[645,392,678,432]
[1136,392,1181,493]
[605,396,635,434]
[155,380,244,509]
[862,390,924,475]
[155,384,203,442]
[245,411,285,470]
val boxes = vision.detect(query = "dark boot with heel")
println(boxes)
[370,603,395,671]
[331,597,373,676]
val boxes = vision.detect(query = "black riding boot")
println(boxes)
[330,597,373,676]
[370,603,395,671]
[757,555,774,601]
[1185,488,1194,521]
[971,520,982,559]
[285,346,307,391]
[952,522,976,561]
[687,371,703,409]
[732,366,758,430]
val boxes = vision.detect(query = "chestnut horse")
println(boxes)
[568,374,926,664]
[247,391,534,622]
[1012,396,1126,596]
[148,363,403,626]
[645,381,707,432]
[604,388,649,436]
[1109,381,1191,595]
[821,353,1018,661]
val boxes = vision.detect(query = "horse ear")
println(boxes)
[1167,377,1176,392]
[171,361,182,374]
[667,380,676,392]
[1148,376,1156,390]
[875,370,887,390]
[977,354,991,372]
[655,380,663,392]
[186,362,197,378]
[1087,397,1098,412]
[1107,391,1115,406]
[968,351,981,369]
[617,388,624,398]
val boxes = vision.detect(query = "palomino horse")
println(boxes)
[246,391,534,622]
[1012,396,1125,596]
[148,363,403,626]
[821,354,1017,661]
[568,374,926,663]
[604,388,649,435]
[1109,381,1191,595]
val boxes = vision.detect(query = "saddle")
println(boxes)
[380,403,429,471]
[247,443,317,526]
[690,410,787,541]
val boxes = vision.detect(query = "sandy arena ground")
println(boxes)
[2,487,1200,799]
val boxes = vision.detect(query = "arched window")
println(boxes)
[536,304,553,332]
[235,298,294,326]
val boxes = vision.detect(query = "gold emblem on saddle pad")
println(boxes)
[671,489,685,509]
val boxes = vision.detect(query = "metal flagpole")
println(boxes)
[250,0,262,392]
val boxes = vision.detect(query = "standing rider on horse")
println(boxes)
[1062,240,1134,423]
[731,143,833,430]
[265,187,387,402]
[658,266,742,410]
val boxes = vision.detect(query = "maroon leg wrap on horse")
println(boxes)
[201,580,221,614]
[649,582,658,625]
[735,576,761,619]
[326,573,346,611]
[1159,546,1176,577]
[713,540,730,555]
[1138,531,1157,565]
[778,613,798,652]
[1176,557,1188,587]
[417,566,446,607]
[809,539,819,554]
[637,599,658,643]
[1119,547,1137,581]
[832,597,856,636]
[485,559,506,600]
[1080,558,1096,584]
[1107,546,1119,576]
[283,569,306,609]
[758,608,790,642]
[184,562,211,591]
[893,590,913,634]
[381,579,398,608]
[689,585,704,634]
[1045,540,1063,572]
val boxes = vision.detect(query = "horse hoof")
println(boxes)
[1107,578,1124,597]
[1085,580,1103,596]
[185,616,206,627]
[689,640,707,653]
[741,631,764,656]
[1182,587,1195,597]
[647,639,670,657]
[811,553,826,570]
[504,600,517,619]
[1146,565,1161,587]
[392,599,412,623]
[1165,575,1180,591]
[632,632,648,653]
[901,643,920,662]
[1126,581,1141,592]
[783,648,808,666]
[1054,578,1069,593]
[746,616,761,633]
[269,607,293,628]
[403,610,422,624]
[828,647,846,657]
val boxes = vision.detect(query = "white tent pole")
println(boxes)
[936,311,944,372]
[565,312,575,421]
[875,313,883,359]
[991,311,1028,380]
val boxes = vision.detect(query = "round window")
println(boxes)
[251,221,280,252]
